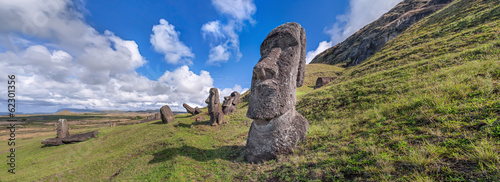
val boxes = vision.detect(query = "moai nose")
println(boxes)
[254,67,266,80]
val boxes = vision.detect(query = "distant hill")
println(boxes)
[54,110,75,115]
[55,108,100,113]
[311,0,454,66]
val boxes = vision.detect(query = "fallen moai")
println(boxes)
[183,103,202,115]
[41,119,98,146]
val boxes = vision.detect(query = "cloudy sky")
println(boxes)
[0,0,401,113]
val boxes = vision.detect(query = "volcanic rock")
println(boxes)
[311,0,455,66]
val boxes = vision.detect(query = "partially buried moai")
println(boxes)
[160,105,175,124]
[245,22,309,163]
[57,119,69,138]
[222,91,240,115]
[205,88,224,126]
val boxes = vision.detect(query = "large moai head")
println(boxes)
[247,22,307,120]
[222,91,241,114]
[205,88,221,113]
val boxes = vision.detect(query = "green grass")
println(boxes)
[1,0,499,181]
[291,0,500,180]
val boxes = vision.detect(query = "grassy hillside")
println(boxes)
[1,0,499,181]
[295,0,500,180]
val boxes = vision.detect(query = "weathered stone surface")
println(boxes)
[205,88,224,126]
[56,119,69,138]
[160,105,175,124]
[222,91,241,115]
[311,0,454,66]
[314,77,336,89]
[42,130,98,146]
[245,22,309,163]
[183,103,202,115]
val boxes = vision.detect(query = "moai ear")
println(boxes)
[296,26,306,87]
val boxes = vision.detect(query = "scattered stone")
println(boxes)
[245,22,309,163]
[222,91,241,115]
[56,119,69,138]
[183,103,202,115]
[110,122,117,127]
[160,105,175,124]
[195,116,204,122]
[314,77,336,89]
[139,112,162,123]
[205,88,224,126]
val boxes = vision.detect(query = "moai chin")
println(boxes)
[245,22,309,163]
[205,88,224,126]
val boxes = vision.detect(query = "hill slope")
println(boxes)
[296,0,500,180]
[311,0,454,66]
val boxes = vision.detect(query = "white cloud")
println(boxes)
[207,45,230,65]
[150,19,195,65]
[201,20,224,40]
[202,0,255,65]
[308,0,402,62]
[306,41,333,64]
[0,0,227,113]
[212,0,256,23]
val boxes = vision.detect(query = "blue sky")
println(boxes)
[0,0,401,113]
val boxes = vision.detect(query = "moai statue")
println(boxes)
[314,77,336,89]
[160,105,175,124]
[222,91,241,115]
[205,88,224,126]
[182,103,202,115]
[57,119,70,138]
[245,22,309,163]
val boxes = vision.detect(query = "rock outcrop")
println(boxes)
[311,0,454,66]
[183,103,202,115]
[222,91,241,115]
[245,22,309,163]
[314,77,336,89]
[160,105,175,124]
[205,88,224,126]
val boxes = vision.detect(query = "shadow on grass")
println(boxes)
[174,121,210,128]
[174,114,194,119]
[149,144,245,163]
[151,121,166,125]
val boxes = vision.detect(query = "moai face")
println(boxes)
[205,88,220,113]
[223,91,240,107]
[247,22,306,121]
